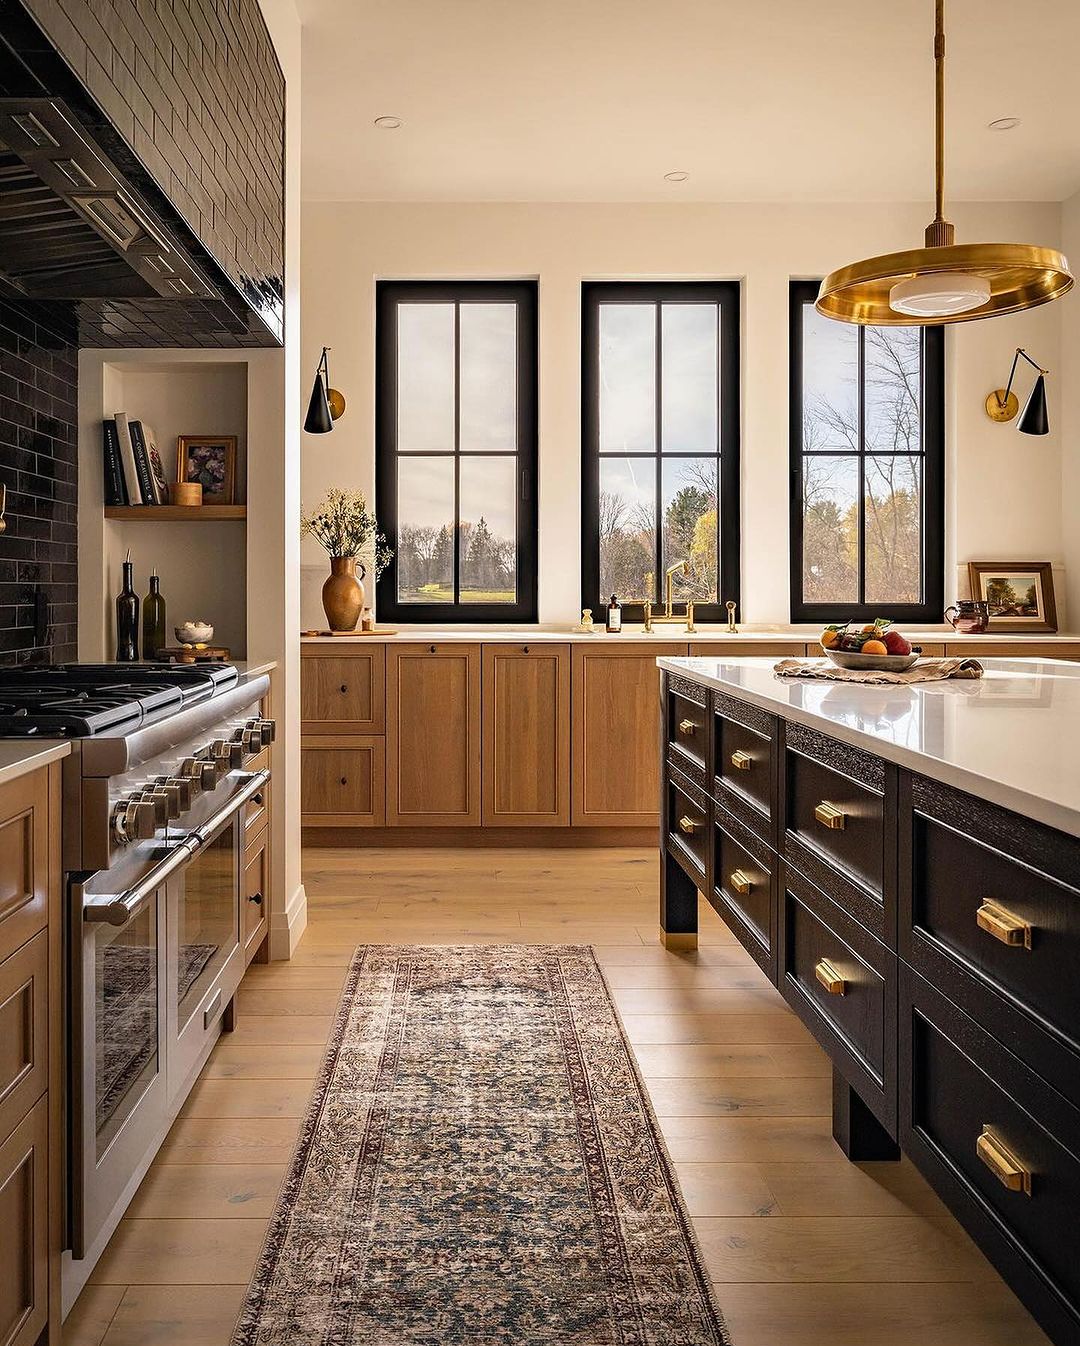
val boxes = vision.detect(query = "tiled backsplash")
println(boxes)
[0,294,78,664]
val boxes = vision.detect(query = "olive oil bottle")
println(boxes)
[115,551,139,662]
[143,569,166,661]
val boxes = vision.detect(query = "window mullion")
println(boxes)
[453,302,461,606]
[654,301,663,600]
[857,327,866,608]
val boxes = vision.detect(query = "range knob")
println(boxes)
[248,718,275,746]
[134,788,175,825]
[242,726,264,754]
[158,776,193,812]
[110,798,157,845]
[211,739,243,771]
[180,756,217,791]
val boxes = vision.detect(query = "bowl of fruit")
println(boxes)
[819,619,919,672]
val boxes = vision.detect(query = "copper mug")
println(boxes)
[945,600,989,634]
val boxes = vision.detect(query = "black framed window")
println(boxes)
[581,282,740,622]
[376,281,538,623]
[790,279,944,623]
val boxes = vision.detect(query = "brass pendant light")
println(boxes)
[816,0,1073,326]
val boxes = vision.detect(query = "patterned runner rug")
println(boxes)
[233,945,729,1345]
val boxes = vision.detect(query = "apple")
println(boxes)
[883,629,912,655]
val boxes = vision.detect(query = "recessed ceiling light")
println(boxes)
[988,116,1021,131]
[374,115,403,129]
[664,171,689,183]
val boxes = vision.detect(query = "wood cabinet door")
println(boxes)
[301,739,386,827]
[0,931,47,1149]
[386,644,481,826]
[571,643,688,827]
[482,644,570,827]
[0,771,49,966]
[301,645,386,734]
[242,827,269,961]
[0,1096,47,1346]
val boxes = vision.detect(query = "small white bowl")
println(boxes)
[176,621,214,646]
[824,648,919,673]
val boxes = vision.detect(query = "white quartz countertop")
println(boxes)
[658,655,1080,839]
[300,627,1080,646]
[0,739,70,787]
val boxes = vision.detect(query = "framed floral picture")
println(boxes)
[177,435,238,505]
[967,560,1057,633]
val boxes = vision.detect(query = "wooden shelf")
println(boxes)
[105,505,247,521]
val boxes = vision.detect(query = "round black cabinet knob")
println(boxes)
[248,892,263,905]
[340,683,348,693]
[340,776,348,786]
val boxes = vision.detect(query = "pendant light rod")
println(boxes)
[927,0,953,247]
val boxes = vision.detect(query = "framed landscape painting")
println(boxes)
[967,560,1057,633]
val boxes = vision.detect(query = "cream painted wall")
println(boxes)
[1061,190,1080,631]
[300,199,1073,628]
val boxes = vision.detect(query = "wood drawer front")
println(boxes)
[0,931,47,1148]
[301,739,386,828]
[0,771,48,964]
[667,680,708,775]
[301,646,385,734]
[244,765,271,839]
[242,827,268,960]
[783,724,887,921]
[712,812,774,978]
[667,768,709,889]
[0,1095,48,1346]
[901,970,1080,1344]
[716,712,773,826]
[781,864,895,1127]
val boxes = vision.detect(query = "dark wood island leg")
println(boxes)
[832,1067,899,1160]
[660,846,699,951]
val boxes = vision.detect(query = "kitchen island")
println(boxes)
[657,654,1080,1346]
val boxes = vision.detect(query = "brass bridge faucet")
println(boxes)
[642,562,696,633]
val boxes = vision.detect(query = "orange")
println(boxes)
[862,639,888,655]
[820,629,839,649]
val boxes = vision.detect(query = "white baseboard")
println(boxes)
[270,881,307,960]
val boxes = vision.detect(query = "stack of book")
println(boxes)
[102,414,170,506]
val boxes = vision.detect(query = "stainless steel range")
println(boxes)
[0,661,275,1298]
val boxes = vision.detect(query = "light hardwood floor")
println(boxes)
[65,846,1051,1346]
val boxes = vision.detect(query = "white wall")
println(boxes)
[1062,189,1080,631]
[300,199,1073,628]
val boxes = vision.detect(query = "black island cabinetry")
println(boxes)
[659,666,1080,1346]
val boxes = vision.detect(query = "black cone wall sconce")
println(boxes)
[304,347,347,434]
[985,347,1051,436]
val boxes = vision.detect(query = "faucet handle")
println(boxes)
[686,601,696,634]
[726,599,738,634]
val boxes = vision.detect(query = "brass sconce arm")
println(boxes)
[985,347,1050,436]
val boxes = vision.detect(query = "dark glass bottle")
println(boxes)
[143,570,166,661]
[606,593,622,633]
[115,556,139,662]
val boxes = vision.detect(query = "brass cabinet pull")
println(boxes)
[678,815,697,836]
[977,1127,1032,1195]
[730,869,752,895]
[976,900,1032,950]
[814,958,846,995]
[730,749,752,771]
[678,718,697,735]
[814,800,846,830]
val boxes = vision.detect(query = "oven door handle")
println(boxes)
[82,837,197,926]
[82,769,270,928]
[187,768,269,850]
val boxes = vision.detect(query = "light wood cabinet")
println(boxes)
[689,641,806,659]
[386,644,481,826]
[482,644,570,827]
[242,826,269,961]
[571,642,688,827]
[301,644,385,734]
[302,738,385,827]
[0,770,50,962]
[0,1096,48,1346]
[0,931,47,1149]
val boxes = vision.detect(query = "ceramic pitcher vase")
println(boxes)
[322,556,366,632]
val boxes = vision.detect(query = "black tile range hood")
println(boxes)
[0,0,283,348]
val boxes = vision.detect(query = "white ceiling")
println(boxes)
[297,0,1080,204]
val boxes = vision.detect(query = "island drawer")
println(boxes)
[666,764,709,890]
[900,773,1080,1108]
[900,968,1080,1345]
[780,862,895,1131]
[782,721,892,941]
[713,691,776,838]
[666,675,708,775]
[711,807,775,980]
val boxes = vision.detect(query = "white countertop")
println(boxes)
[301,626,1080,646]
[0,739,70,787]
[658,655,1080,839]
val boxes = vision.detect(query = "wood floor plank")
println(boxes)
[89,1218,266,1285]
[125,1163,288,1219]
[601,963,771,989]
[693,1215,997,1283]
[676,1158,946,1219]
[203,1042,324,1079]
[223,1014,334,1045]
[99,1285,247,1346]
[178,1077,312,1119]
[235,986,343,1015]
[621,1013,816,1045]
[61,1282,125,1346]
[717,1281,1053,1346]
[644,1075,831,1118]
[156,1116,301,1165]
[613,986,791,1014]
[658,1116,849,1164]
[632,1043,828,1079]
